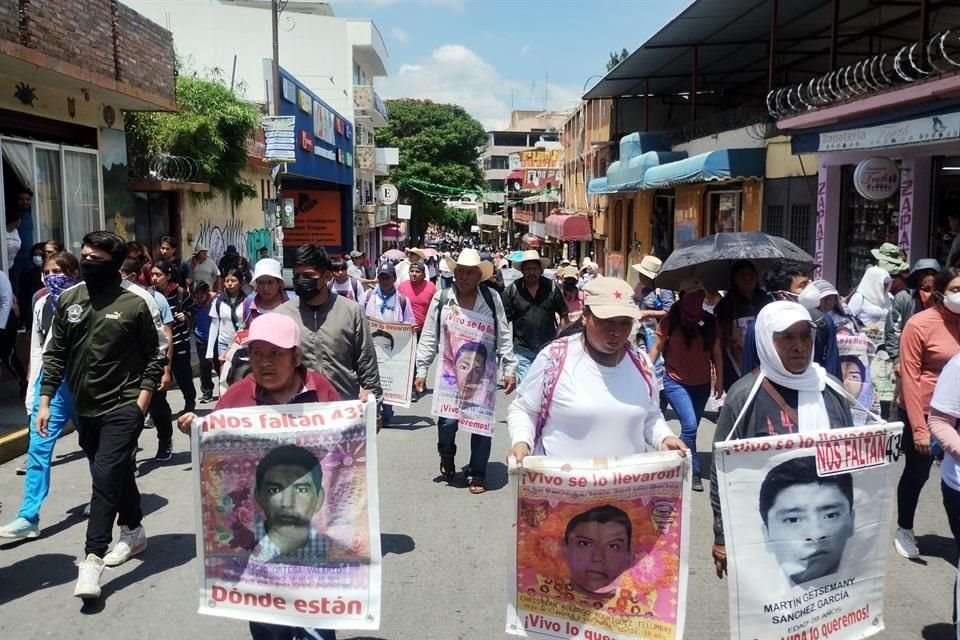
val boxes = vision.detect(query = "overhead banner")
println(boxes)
[431,306,498,436]
[714,423,902,640]
[191,399,382,630]
[368,318,417,408]
[506,453,691,640]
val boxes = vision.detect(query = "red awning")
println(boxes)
[546,214,592,241]
[506,169,524,181]
[382,223,403,239]
[521,233,542,248]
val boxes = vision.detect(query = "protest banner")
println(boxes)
[368,318,417,408]
[191,399,381,630]
[835,332,881,425]
[714,423,903,640]
[431,305,498,436]
[507,453,691,640]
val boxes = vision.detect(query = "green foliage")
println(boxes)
[606,48,630,72]
[125,72,261,205]
[376,99,487,240]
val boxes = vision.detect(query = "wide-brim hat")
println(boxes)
[871,243,908,273]
[631,255,663,280]
[443,248,494,281]
[407,247,426,260]
[582,277,643,320]
[511,249,550,269]
[560,266,580,280]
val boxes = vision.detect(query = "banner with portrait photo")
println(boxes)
[714,423,903,640]
[191,399,382,630]
[431,305,498,436]
[368,318,417,408]
[835,332,882,425]
[506,453,691,640]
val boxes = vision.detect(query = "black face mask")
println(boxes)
[80,260,119,293]
[293,275,320,299]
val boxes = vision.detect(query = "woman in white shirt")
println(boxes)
[508,276,686,462]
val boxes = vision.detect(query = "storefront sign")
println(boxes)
[815,175,827,278]
[513,210,534,224]
[313,146,336,162]
[899,166,914,262]
[377,183,399,206]
[262,116,296,163]
[397,204,412,220]
[297,88,312,114]
[282,189,342,246]
[815,111,960,152]
[522,169,560,190]
[281,78,297,104]
[853,157,900,201]
[299,129,313,153]
[519,149,562,168]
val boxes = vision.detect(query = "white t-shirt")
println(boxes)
[508,336,673,457]
[329,277,363,301]
[6,228,20,269]
[931,354,960,491]
[192,258,221,288]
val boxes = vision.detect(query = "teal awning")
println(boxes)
[605,150,688,193]
[642,148,765,189]
[587,177,615,195]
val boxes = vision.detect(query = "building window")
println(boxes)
[765,204,785,238]
[486,156,509,170]
[492,132,528,147]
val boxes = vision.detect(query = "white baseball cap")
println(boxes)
[252,258,283,283]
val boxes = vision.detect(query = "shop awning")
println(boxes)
[587,177,615,195]
[641,148,764,189]
[521,233,543,248]
[506,169,524,181]
[606,150,688,193]
[546,214,592,241]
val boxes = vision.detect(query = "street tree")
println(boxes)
[375,99,486,243]
[607,48,630,71]
[125,71,261,204]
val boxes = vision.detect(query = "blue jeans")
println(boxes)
[437,417,492,480]
[249,622,334,640]
[515,350,534,384]
[18,373,79,524]
[662,376,710,476]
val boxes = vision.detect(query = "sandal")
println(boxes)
[439,455,456,480]
[468,478,487,494]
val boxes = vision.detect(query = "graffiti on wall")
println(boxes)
[195,219,273,264]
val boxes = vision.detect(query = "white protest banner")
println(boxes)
[368,318,416,408]
[431,305,497,436]
[507,453,691,640]
[715,423,903,640]
[191,399,381,630]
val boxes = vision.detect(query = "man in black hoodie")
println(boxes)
[38,231,167,600]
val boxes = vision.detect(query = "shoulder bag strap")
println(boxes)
[534,338,570,447]
[760,378,800,427]
[727,371,765,441]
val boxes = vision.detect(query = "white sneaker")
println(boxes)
[894,527,920,559]
[102,525,147,567]
[73,554,105,598]
[82,503,90,517]
[0,517,40,539]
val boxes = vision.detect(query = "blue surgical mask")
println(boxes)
[32,255,43,267]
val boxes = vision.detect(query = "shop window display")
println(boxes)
[839,165,900,294]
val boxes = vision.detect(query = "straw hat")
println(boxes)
[560,266,580,280]
[443,248,494,281]
[406,247,426,260]
[582,277,643,319]
[511,249,550,269]
[631,255,663,280]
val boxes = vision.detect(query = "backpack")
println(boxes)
[533,336,655,446]
[435,286,499,347]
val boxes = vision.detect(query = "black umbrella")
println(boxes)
[656,232,815,292]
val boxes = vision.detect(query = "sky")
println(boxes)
[331,0,692,129]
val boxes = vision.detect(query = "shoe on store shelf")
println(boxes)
[0,517,40,539]
[893,527,920,559]
[73,554,105,599]
[103,525,147,567]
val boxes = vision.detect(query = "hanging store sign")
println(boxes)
[853,157,900,201]
[262,116,296,163]
[299,129,314,153]
[377,183,399,206]
[813,111,960,152]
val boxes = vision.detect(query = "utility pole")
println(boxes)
[271,0,281,116]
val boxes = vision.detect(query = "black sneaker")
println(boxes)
[200,392,213,403]
[692,473,704,492]
[155,445,173,462]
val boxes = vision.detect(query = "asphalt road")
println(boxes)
[0,381,956,640]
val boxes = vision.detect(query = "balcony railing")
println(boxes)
[354,85,388,125]
[355,144,375,170]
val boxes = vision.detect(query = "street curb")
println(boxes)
[0,422,77,465]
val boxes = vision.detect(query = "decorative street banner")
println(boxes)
[368,318,417,408]
[507,453,691,640]
[714,423,903,640]
[191,399,382,630]
[431,305,497,436]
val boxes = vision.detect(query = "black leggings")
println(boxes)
[897,423,934,530]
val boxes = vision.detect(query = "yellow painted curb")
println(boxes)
[0,422,77,465]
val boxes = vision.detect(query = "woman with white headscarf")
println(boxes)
[848,265,895,417]
[708,301,854,579]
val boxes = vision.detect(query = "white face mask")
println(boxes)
[944,292,960,315]
[798,283,821,310]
